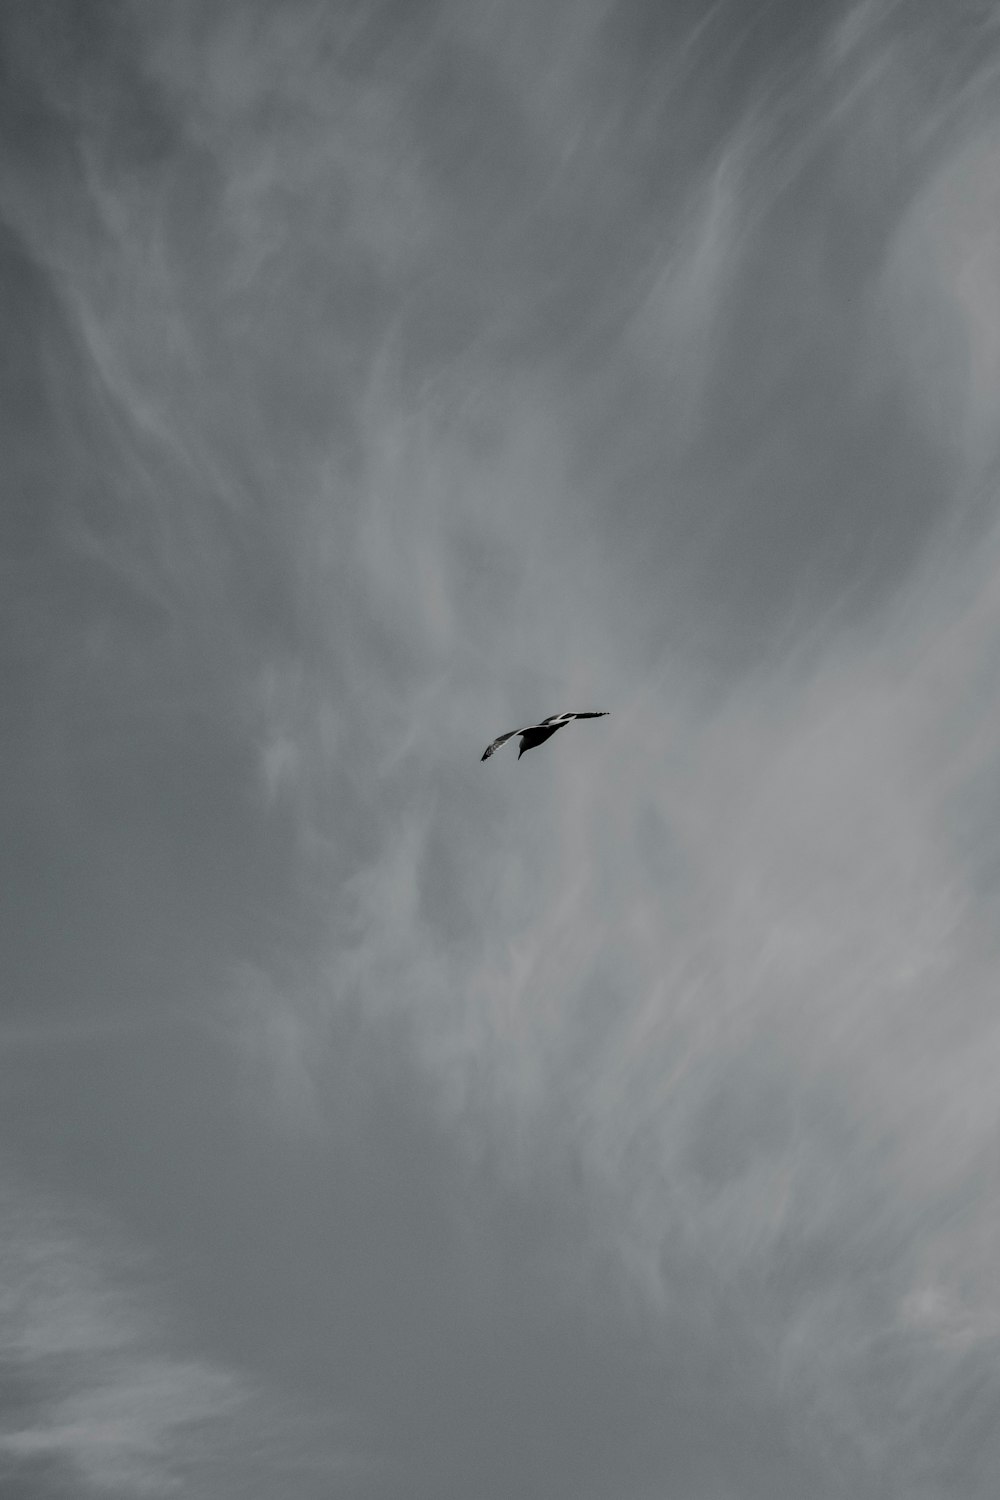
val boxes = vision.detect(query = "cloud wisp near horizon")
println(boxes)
[3,1,1000,1494]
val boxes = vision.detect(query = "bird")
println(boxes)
[481,711,609,761]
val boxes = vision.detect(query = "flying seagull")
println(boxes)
[481,711,609,761]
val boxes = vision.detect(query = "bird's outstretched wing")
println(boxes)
[481,725,534,761]
[481,711,608,760]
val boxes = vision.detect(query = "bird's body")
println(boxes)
[481,711,609,761]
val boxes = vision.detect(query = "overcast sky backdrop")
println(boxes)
[3,1,1000,1495]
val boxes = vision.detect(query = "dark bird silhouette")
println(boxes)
[481,711,609,761]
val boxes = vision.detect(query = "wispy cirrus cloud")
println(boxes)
[0,1170,367,1498]
[5,1,1000,1495]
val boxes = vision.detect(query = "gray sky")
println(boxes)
[3,1,1000,1494]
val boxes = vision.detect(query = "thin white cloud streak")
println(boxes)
[0,1170,367,1497]
[1,1362,240,1498]
[889,132,1000,472]
[0,1172,239,1495]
